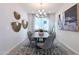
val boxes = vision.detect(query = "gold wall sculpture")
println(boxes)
[22,20,28,29]
[11,11,28,32]
[14,11,21,20]
[11,22,21,32]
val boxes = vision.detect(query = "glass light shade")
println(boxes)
[36,14,39,17]
[42,9,45,12]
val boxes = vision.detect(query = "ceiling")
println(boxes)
[19,3,75,14]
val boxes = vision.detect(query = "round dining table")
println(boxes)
[31,32,50,48]
[32,32,49,38]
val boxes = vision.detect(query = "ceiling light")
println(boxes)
[35,3,47,18]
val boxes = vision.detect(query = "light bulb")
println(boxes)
[42,9,45,12]
[38,10,41,12]
[36,14,39,17]
[44,12,46,15]
[39,12,42,14]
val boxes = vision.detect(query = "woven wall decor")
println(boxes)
[11,22,21,32]
[22,20,28,29]
[14,11,21,20]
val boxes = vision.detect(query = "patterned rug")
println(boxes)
[12,44,68,55]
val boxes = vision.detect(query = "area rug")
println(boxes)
[13,44,68,55]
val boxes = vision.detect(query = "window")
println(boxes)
[34,17,49,31]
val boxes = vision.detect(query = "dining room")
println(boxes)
[0,3,77,55]
[1,1,79,59]
[7,3,68,55]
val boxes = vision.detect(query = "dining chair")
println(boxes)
[27,31,35,48]
[35,33,56,55]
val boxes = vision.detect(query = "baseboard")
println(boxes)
[4,39,26,55]
[55,39,79,55]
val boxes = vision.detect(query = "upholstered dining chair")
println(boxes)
[35,33,55,55]
[27,31,35,48]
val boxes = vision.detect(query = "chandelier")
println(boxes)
[35,3,47,18]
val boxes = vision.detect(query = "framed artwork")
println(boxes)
[58,4,77,32]
[64,4,77,31]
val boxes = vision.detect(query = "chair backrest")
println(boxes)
[27,31,32,41]
[44,36,52,49]
[51,32,56,42]
[44,33,55,49]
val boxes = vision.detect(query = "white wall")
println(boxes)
[55,3,79,54]
[27,14,34,32]
[48,14,55,32]
[0,4,29,54]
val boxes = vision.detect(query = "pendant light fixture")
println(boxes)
[35,2,47,18]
